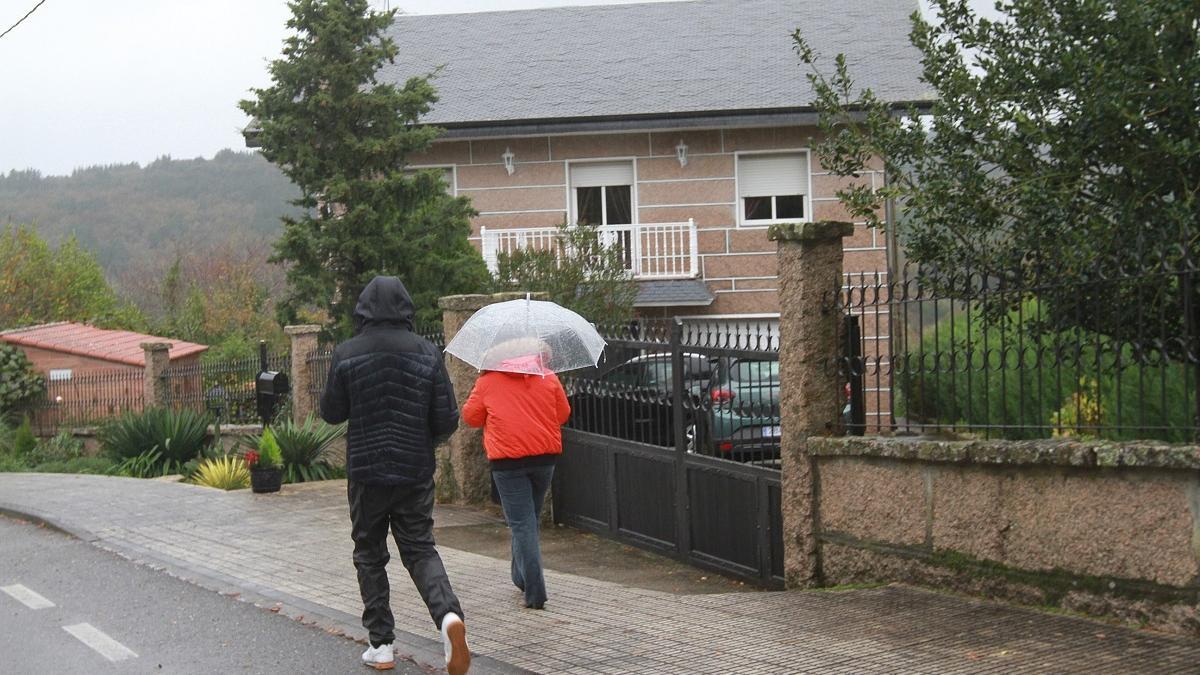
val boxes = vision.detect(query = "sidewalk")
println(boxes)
[1,474,1196,674]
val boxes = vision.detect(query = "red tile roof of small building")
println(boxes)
[0,322,208,367]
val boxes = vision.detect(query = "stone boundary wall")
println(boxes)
[809,436,1200,635]
[58,424,347,466]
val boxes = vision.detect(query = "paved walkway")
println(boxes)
[1,474,1197,674]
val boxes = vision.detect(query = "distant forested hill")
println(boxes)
[0,150,301,277]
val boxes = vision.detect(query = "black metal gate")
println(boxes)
[553,319,785,587]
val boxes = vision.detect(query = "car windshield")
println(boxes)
[729,360,780,384]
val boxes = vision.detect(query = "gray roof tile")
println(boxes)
[382,0,933,128]
[634,280,715,307]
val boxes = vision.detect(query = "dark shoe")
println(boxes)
[525,601,545,610]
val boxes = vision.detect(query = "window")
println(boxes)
[569,161,634,227]
[737,152,810,225]
[49,369,72,382]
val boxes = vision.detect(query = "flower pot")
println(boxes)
[250,466,282,493]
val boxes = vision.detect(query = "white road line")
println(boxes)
[1,583,55,609]
[62,623,138,662]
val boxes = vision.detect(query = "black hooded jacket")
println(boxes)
[320,277,459,486]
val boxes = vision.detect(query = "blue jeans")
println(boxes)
[491,464,555,608]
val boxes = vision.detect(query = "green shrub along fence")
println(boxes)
[837,250,1200,442]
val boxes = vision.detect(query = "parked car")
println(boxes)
[696,357,781,462]
[567,353,782,463]
[566,353,712,448]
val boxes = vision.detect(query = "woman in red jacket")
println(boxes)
[462,353,570,609]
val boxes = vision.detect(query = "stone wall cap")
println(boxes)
[140,342,172,352]
[439,292,550,311]
[811,436,1200,471]
[284,324,323,336]
[438,294,492,311]
[768,220,855,242]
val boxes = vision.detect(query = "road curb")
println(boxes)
[0,503,532,675]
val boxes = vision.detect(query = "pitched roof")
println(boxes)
[0,322,208,367]
[635,280,715,307]
[381,0,932,130]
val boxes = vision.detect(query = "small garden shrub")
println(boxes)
[108,448,163,478]
[11,416,38,459]
[100,407,211,470]
[34,457,113,475]
[272,414,346,483]
[193,455,250,490]
[243,426,283,470]
[28,432,85,466]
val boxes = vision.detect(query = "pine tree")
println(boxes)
[239,0,488,334]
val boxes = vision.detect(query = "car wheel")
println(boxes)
[685,422,698,453]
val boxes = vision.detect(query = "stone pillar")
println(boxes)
[141,342,172,408]
[285,325,323,424]
[436,291,545,505]
[769,220,853,589]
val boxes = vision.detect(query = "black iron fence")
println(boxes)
[165,351,290,425]
[27,368,145,434]
[835,250,1200,441]
[563,318,781,468]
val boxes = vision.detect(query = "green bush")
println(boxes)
[108,448,170,478]
[28,432,85,466]
[272,414,346,483]
[11,417,37,458]
[0,454,28,472]
[33,457,114,475]
[99,408,211,474]
[898,301,1195,441]
[0,344,45,419]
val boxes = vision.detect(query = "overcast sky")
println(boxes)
[0,0,977,176]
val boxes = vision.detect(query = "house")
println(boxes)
[0,322,208,425]
[376,0,932,322]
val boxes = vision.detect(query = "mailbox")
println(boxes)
[256,371,290,425]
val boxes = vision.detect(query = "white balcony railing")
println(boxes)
[480,220,698,280]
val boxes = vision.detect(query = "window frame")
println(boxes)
[567,158,638,228]
[734,149,813,229]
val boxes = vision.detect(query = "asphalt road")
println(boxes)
[0,516,424,674]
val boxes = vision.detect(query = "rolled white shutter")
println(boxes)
[570,161,634,187]
[737,153,808,197]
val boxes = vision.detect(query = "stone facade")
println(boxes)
[807,436,1200,635]
[408,126,889,319]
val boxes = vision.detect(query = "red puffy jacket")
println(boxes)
[462,360,571,462]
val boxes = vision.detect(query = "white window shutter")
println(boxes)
[737,153,808,197]
[570,161,634,188]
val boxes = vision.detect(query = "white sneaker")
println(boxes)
[361,643,395,671]
[440,612,470,675]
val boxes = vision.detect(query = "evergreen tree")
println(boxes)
[239,0,488,334]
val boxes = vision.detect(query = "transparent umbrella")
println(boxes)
[444,298,606,375]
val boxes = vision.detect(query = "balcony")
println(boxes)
[480,220,698,280]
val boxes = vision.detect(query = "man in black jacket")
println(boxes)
[321,276,469,674]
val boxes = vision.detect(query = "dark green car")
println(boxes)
[692,357,781,463]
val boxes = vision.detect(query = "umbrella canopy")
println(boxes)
[444,298,606,375]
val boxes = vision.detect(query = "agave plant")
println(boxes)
[99,408,212,467]
[192,454,250,490]
[271,415,347,483]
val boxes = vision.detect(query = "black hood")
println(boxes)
[353,276,415,332]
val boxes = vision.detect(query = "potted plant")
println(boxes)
[245,426,284,493]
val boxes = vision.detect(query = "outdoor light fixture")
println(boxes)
[502,147,516,175]
[675,140,689,167]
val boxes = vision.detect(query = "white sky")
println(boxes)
[0,0,983,176]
